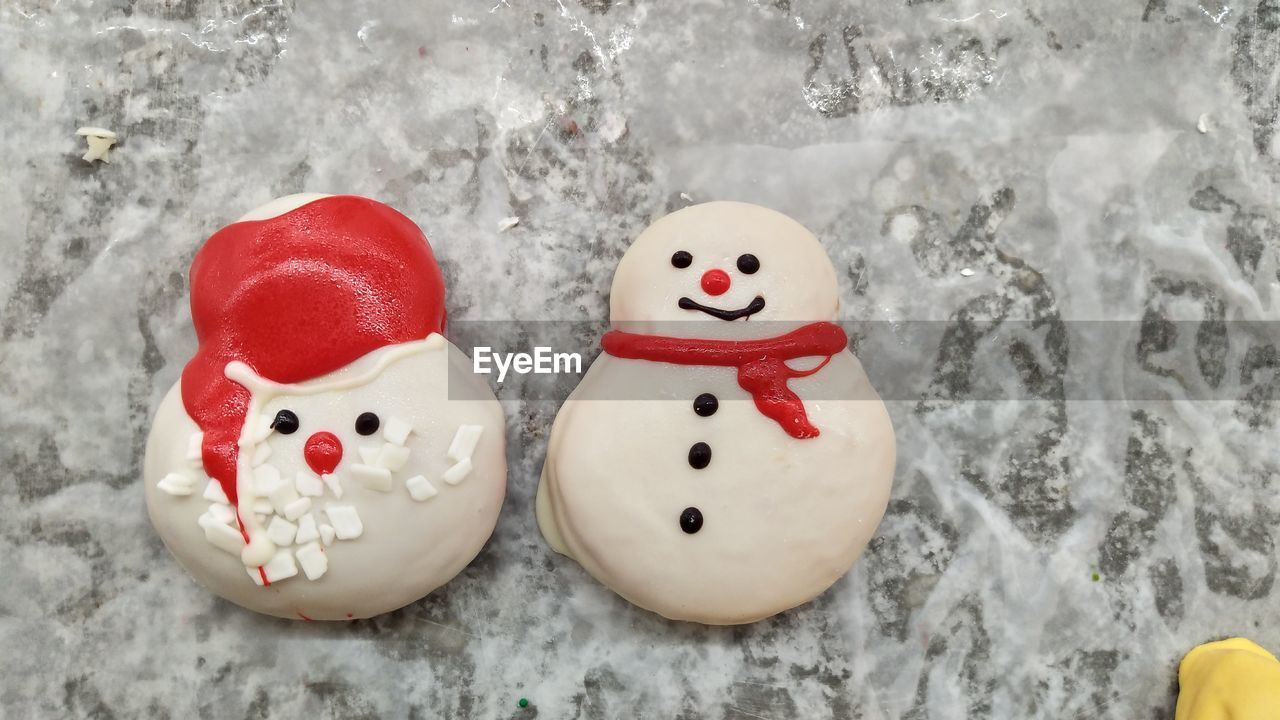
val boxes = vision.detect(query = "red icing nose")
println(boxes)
[303,432,343,475]
[701,269,731,296]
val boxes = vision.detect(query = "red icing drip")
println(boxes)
[601,322,848,439]
[181,196,446,505]
[303,431,343,475]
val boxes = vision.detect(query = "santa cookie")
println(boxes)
[144,194,506,620]
[537,201,895,625]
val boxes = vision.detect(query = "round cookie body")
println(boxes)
[145,337,506,620]
[538,350,894,625]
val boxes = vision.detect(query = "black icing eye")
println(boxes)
[671,251,693,269]
[355,412,380,436]
[271,409,299,435]
[736,254,760,274]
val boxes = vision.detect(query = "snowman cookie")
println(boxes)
[144,194,506,620]
[537,201,895,625]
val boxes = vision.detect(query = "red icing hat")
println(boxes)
[180,195,446,504]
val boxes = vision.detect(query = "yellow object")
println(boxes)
[1176,638,1280,719]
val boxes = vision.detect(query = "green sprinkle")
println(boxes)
[518,698,529,709]
[1091,572,1101,582]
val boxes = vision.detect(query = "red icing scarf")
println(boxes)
[601,322,848,439]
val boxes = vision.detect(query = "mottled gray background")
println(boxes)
[3,0,1280,718]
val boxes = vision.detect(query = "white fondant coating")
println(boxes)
[145,333,507,620]
[405,475,437,501]
[536,202,897,625]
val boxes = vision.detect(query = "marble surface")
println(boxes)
[3,0,1280,717]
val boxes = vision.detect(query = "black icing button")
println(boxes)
[693,393,718,417]
[688,442,712,469]
[680,507,704,534]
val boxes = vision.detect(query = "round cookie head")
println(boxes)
[609,201,839,338]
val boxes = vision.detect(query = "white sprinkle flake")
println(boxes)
[319,524,336,546]
[76,126,117,164]
[375,443,412,472]
[203,522,246,555]
[252,498,274,516]
[251,442,272,467]
[350,463,393,493]
[447,425,484,463]
[442,458,473,486]
[283,497,312,521]
[186,432,204,467]
[295,514,319,544]
[266,516,298,546]
[202,479,230,505]
[406,474,438,501]
[251,413,275,442]
[261,549,298,583]
[497,215,521,232]
[383,416,414,446]
[296,542,328,580]
[203,503,236,526]
[325,505,363,540]
[358,445,380,465]
[267,477,299,514]
[1197,113,1212,134]
[322,473,344,499]
[295,472,324,498]
[959,268,975,277]
[254,464,283,493]
[157,472,195,496]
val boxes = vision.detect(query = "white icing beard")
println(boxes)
[144,334,507,620]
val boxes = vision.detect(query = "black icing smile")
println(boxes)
[678,296,766,321]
